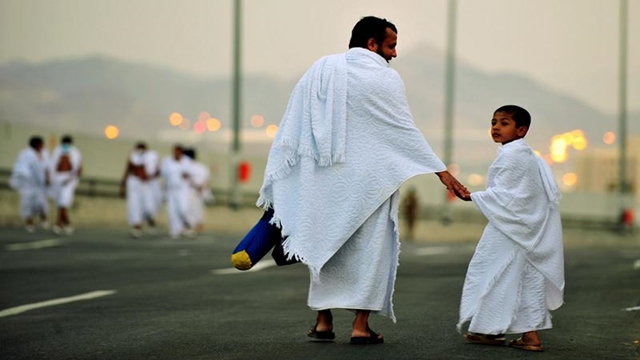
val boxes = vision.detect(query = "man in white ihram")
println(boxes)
[257,16,469,344]
[49,135,82,235]
[10,136,51,232]
[161,145,195,239]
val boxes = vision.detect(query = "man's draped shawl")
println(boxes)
[257,48,446,279]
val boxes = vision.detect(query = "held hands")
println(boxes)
[436,171,471,201]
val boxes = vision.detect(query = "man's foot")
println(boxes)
[63,226,74,235]
[508,337,544,352]
[350,327,384,345]
[40,221,50,230]
[307,323,335,342]
[25,224,36,233]
[464,332,506,346]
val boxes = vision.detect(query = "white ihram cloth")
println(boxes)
[161,156,193,237]
[144,150,163,215]
[257,48,446,321]
[125,151,156,226]
[10,147,50,219]
[458,139,565,334]
[188,161,211,225]
[49,145,82,207]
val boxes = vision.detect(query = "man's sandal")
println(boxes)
[464,332,506,346]
[508,337,544,352]
[307,323,335,342]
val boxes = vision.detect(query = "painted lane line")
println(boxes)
[633,260,640,270]
[6,239,63,251]
[0,290,116,318]
[212,259,277,275]
[415,247,452,256]
[624,306,640,312]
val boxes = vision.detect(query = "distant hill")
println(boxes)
[0,47,636,172]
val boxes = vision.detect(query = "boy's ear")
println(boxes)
[516,126,528,137]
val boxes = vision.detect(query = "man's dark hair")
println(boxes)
[348,16,397,49]
[61,135,73,144]
[135,141,147,150]
[29,136,44,149]
[495,105,531,129]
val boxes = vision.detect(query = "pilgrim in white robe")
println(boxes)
[257,48,447,321]
[49,145,82,208]
[10,147,50,220]
[458,139,565,335]
[125,151,156,227]
[187,160,211,229]
[161,155,193,238]
[143,150,163,219]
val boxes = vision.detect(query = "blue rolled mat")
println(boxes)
[231,209,280,270]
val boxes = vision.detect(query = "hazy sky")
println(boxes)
[1,0,638,114]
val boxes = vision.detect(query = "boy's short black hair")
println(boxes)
[495,105,531,129]
[29,135,44,148]
[348,16,397,49]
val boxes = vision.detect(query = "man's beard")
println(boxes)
[376,48,390,62]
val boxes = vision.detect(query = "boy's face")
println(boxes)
[490,111,528,145]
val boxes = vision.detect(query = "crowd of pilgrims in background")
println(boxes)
[9,135,213,239]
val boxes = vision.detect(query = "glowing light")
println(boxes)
[467,174,484,187]
[250,114,265,128]
[266,124,279,138]
[550,136,568,163]
[570,130,587,150]
[603,131,615,145]
[194,120,207,134]
[447,163,460,176]
[179,118,191,131]
[534,150,541,157]
[104,125,119,140]
[169,112,183,126]
[563,173,578,187]
[198,111,211,122]
[207,118,222,132]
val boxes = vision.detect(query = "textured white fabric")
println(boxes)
[257,48,446,320]
[49,146,82,207]
[458,139,564,334]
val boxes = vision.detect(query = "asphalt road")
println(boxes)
[1,227,639,360]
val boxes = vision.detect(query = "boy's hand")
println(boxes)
[436,171,471,200]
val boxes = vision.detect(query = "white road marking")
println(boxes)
[415,247,452,256]
[212,259,277,275]
[6,239,63,251]
[633,260,640,270]
[624,306,640,312]
[0,290,117,318]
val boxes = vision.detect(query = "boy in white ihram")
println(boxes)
[457,105,565,352]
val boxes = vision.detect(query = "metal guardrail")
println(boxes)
[0,167,629,230]
[0,167,258,207]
